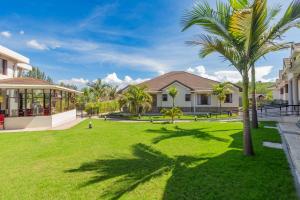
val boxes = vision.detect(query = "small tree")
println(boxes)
[161,86,183,123]
[161,107,183,123]
[168,87,178,107]
[212,82,232,114]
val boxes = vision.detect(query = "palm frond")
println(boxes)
[187,34,243,72]
[182,1,235,44]
[267,0,300,40]
[252,42,291,63]
[230,0,250,10]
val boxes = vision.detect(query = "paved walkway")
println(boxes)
[0,117,86,133]
[278,122,300,196]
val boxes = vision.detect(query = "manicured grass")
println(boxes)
[260,121,278,127]
[0,120,296,199]
[108,113,238,121]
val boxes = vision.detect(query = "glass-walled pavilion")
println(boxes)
[0,78,80,118]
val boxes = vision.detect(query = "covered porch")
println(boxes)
[0,78,80,130]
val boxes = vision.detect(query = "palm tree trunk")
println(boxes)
[219,101,222,114]
[243,72,254,156]
[251,65,258,128]
[172,98,175,108]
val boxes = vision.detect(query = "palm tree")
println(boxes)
[212,82,232,114]
[25,67,53,83]
[182,0,300,156]
[168,87,178,107]
[120,85,152,115]
[87,79,110,101]
[108,85,118,100]
[161,107,183,123]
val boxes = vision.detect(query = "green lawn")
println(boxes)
[260,121,278,127]
[107,113,238,121]
[0,120,296,200]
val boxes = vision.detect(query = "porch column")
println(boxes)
[293,76,299,105]
[193,93,196,114]
[288,80,293,113]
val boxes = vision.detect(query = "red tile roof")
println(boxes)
[138,71,221,91]
[0,77,81,93]
[0,77,51,85]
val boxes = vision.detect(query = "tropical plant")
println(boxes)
[59,82,78,90]
[25,67,53,83]
[107,85,119,100]
[168,87,178,107]
[182,0,300,155]
[87,79,110,102]
[120,85,152,115]
[212,82,232,114]
[161,107,183,123]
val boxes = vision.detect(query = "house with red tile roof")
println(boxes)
[129,71,241,113]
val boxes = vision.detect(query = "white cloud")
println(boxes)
[26,39,48,50]
[58,78,89,88]
[0,31,11,38]
[19,30,25,35]
[158,70,165,75]
[59,73,149,90]
[102,72,149,89]
[186,65,275,83]
[255,66,275,82]
[186,65,218,81]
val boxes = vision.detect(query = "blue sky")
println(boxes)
[0,0,299,88]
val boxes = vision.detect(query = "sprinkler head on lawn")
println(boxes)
[89,121,93,129]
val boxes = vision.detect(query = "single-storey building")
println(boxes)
[125,71,241,113]
[0,45,81,130]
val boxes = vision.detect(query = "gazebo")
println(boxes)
[0,77,81,130]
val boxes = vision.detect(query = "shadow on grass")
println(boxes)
[66,129,297,200]
[146,126,232,144]
[66,143,208,200]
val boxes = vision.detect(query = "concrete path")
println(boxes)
[278,123,300,197]
[0,117,86,133]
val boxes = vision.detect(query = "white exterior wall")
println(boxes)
[160,82,193,107]
[0,60,16,79]
[0,46,32,80]
[4,109,77,130]
[272,89,281,100]
[5,116,52,130]
[51,109,77,127]
[155,82,240,108]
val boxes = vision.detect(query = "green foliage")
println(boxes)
[59,82,78,90]
[168,87,178,99]
[161,107,183,123]
[120,85,152,115]
[182,0,300,155]
[25,67,53,83]
[168,86,178,107]
[212,82,231,102]
[213,82,232,113]
[84,100,120,115]
[87,79,111,102]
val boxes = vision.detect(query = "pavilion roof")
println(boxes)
[0,77,81,93]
